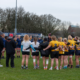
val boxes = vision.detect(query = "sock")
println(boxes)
[76,65,79,67]
[67,64,70,67]
[56,66,58,69]
[46,66,47,68]
[21,65,23,67]
[51,67,53,69]
[71,65,73,68]
[44,66,45,68]
[34,66,36,68]
[46,59,49,64]
[26,65,28,67]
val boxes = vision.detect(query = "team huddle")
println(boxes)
[0,32,80,70]
[21,35,80,70]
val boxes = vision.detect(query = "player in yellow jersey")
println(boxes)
[63,38,69,69]
[75,37,80,68]
[43,35,59,70]
[68,35,76,68]
[58,37,65,69]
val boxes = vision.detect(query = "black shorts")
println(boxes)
[40,50,49,57]
[59,54,64,56]
[69,50,74,55]
[41,53,49,57]
[75,50,80,55]
[17,45,21,48]
[64,52,69,56]
[32,52,39,56]
[51,51,59,58]
[22,51,30,55]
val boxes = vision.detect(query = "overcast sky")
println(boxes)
[0,0,80,25]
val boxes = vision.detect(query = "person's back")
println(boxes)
[59,41,65,55]
[68,40,75,50]
[21,35,32,69]
[22,40,32,52]
[17,37,21,47]
[43,35,59,70]
[5,34,16,68]
[47,33,51,42]
[32,42,39,52]
[40,41,49,49]
[5,37,16,54]
[49,40,59,52]
[40,38,50,57]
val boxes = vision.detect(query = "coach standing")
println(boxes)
[47,33,51,42]
[5,34,16,68]
[0,31,4,67]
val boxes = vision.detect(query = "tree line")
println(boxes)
[0,6,79,37]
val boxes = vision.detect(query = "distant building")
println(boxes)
[68,25,80,36]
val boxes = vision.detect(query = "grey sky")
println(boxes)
[0,0,80,25]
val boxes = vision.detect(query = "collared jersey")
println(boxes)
[59,42,65,54]
[49,40,59,52]
[68,40,76,50]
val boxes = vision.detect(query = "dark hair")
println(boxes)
[48,33,51,36]
[5,36,8,40]
[43,38,47,41]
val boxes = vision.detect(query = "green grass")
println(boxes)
[0,53,80,80]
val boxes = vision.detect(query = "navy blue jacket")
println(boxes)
[5,37,16,54]
[47,37,51,42]
[38,39,43,44]
[17,38,21,46]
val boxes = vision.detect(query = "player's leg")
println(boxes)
[25,53,29,69]
[21,54,25,69]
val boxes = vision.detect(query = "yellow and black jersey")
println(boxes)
[72,38,74,41]
[59,42,65,54]
[64,43,69,52]
[75,42,80,50]
[68,40,76,50]
[49,40,59,52]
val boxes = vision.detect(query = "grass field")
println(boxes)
[0,53,80,80]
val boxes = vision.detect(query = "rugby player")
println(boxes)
[43,35,59,70]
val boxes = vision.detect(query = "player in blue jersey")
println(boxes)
[17,35,21,58]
